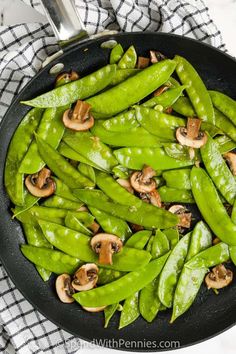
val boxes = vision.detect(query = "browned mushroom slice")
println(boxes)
[137,56,150,69]
[82,305,107,312]
[139,189,162,208]
[91,233,123,265]
[150,50,166,63]
[117,178,134,194]
[25,167,55,197]
[213,237,221,245]
[168,205,192,228]
[164,107,173,114]
[63,99,94,131]
[89,221,100,234]
[72,263,98,291]
[224,152,236,176]
[130,165,157,193]
[55,70,79,85]
[176,117,207,148]
[130,224,144,232]
[56,274,75,303]
[205,264,233,289]
[153,85,169,97]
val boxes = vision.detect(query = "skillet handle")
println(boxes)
[40,0,89,47]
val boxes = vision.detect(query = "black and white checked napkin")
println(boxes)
[0,0,226,353]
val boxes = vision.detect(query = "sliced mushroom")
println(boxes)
[150,50,166,63]
[164,107,173,114]
[63,99,94,131]
[213,237,221,245]
[130,223,144,232]
[130,165,157,193]
[153,85,169,97]
[82,305,107,312]
[56,70,79,86]
[205,264,233,289]
[117,178,134,194]
[224,152,236,176]
[89,221,100,234]
[56,274,75,303]
[91,233,123,265]
[25,168,55,197]
[176,117,207,148]
[72,263,98,291]
[139,189,162,208]
[137,56,150,69]
[168,205,192,228]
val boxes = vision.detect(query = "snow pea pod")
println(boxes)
[12,193,40,219]
[172,96,196,117]
[114,147,193,170]
[21,245,81,274]
[174,55,215,124]
[102,110,139,132]
[39,220,151,271]
[88,207,132,241]
[200,136,236,205]
[210,90,236,125]
[98,268,125,285]
[112,165,129,179]
[143,86,186,109]
[186,221,212,261]
[163,228,179,249]
[125,230,151,250]
[65,212,92,236]
[118,45,137,69]
[5,108,43,205]
[53,177,78,202]
[146,236,154,253]
[14,206,67,225]
[119,291,140,329]
[74,189,178,229]
[110,69,140,86]
[77,163,96,185]
[63,131,118,172]
[158,186,195,203]
[73,253,169,307]
[36,136,94,189]
[91,121,163,147]
[162,169,191,190]
[214,135,236,154]
[191,166,236,246]
[19,106,66,174]
[86,60,176,118]
[21,65,117,107]
[110,44,124,64]
[158,232,191,308]
[42,196,83,210]
[70,211,95,228]
[214,108,236,142]
[135,106,185,141]
[151,230,170,259]
[139,278,161,323]
[163,143,196,161]
[104,303,120,328]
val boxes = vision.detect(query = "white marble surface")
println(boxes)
[0,1,236,354]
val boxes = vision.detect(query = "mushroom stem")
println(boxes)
[99,242,113,265]
[186,118,202,139]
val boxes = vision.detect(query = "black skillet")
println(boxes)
[0,0,236,351]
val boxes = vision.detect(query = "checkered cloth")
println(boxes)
[0,0,226,353]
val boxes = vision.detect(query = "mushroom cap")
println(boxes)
[176,127,207,148]
[25,168,56,197]
[56,274,74,303]
[205,264,233,289]
[72,263,98,291]
[91,233,123,265]
[82,305,107,312]
[224,152,236,176]
[62,109,94,131]
[117,178,134,194]
[56,70,79,86]
[168,205,192,229]
[130,166,157,193]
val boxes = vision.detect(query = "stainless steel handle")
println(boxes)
[40,0,88,46]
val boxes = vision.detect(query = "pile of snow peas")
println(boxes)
[5,43,236,329]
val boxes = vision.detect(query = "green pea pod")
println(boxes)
[53,177,78,201]
[191,167,236,246]
[5,108,43,205]
[143,86,186,109]
[166,77,181,88]
[158,186,195,203]
[162,169,191,190]
[200,136,236,204]
[119,292,139,329]
[21,245,81,274]
[185,242,229,269]
[125,230,152,249]
[63,131,118,172]
[174,55,215,124]
[73,253,170,307]
[163,143,197,161]
[114,147,193,170]
[146,235,154,253]
[86,60,176,118]
[88,207,131,241]
[65,212,92,236]
[78,163,96,185]
[201,122,223,138]
[104,303,119,328]
[19,106,66,174]
[12,193,40,218]
[21,65,117,107]
[139,278,161,322]
[42,196,83,210]
[158,232,191,308]
[13,206,67,225]
[163,228,179,249]
[214,108,236,142]
[38,220,151,271]
[91,121,163,147]
[135,106,185,141]
[214,135,236,154]
[118,45,137,69]
[22,223,52,281]
[98,268,125,285]
[70,211,95,227]
[36,136,94,189]
[186,221,212,261]
[210,90,236,125]
[75,189,178,229]
[102,110,139,132]
[151,230,170,259]
[172,96,196,117]
[110,44,124,64]
[230,203,236,265]
[112,165,129,179]
[110,69,140,86]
